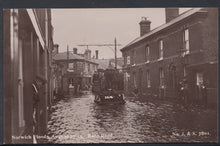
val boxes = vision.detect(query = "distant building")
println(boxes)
[53,48,98,95]
[93,50,123,70]
[3,9,54,143]
[121,8,218,106]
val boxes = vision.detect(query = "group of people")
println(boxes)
[178,78,207,105]
[92,69,124,92]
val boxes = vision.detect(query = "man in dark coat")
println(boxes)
[201,82,208,105]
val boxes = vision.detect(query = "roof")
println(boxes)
[93,59,110,69]
[53,52,98,64]
[92,58,123,70]
[121,8,204,51]
[54,52,84,60]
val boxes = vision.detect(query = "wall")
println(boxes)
[122,9,218,105]
[3,9,54,144]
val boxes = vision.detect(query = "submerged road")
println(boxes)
[47,91,217,143]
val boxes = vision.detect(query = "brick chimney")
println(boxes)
[165,8,179,23]
[95,50,98,59]
[85,49,91,60]
[73,48,77,54]
[139,17,151,36]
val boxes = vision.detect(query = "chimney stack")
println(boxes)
[165,8,179,23]
[139,17,151,36]
[95,50,98,59]
[85,49,91,60]
[73,48,77,54]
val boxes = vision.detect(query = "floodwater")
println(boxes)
[46,92,217,143]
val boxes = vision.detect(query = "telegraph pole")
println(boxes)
[67,45,69,60]
[115,38,117,69]
[78,38,121,69]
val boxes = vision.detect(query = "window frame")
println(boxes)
[183,28,190,55]
[159,40,163,59]
[146,70,151,88]
[145,45,150,62]
[68,62,74,72]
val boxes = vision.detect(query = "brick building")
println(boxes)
[53,48,98,95]
[121,8,218,106]
[3,9,54,143]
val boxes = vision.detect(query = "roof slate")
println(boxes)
[53,52,98,64]
[121,8,203,51]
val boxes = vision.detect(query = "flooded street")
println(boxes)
[47,92,217,143]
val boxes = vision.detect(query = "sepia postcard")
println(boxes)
[2,7,218,144]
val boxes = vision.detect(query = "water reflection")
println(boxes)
[47,92,217,143]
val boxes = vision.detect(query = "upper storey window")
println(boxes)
[183,28,189,55]
[145,45,150,62]
[68,63,74,72]
[159,40,163,59]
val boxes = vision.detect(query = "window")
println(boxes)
[146,70,151,88]
[68,63,74,72]
[169,65,176,88]
[159,68,165,88]
[127,56,130,64]
[183,29,189,55]
[159,40,163,59]
[145,45,150,62]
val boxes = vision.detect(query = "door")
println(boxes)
[139,69,143,93]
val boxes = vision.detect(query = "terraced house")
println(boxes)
[121,8,218,106]
[4,9,54,143]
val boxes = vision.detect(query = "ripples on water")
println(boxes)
[47,93,217,143]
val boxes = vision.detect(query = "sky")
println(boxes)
[51,8,191,59]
